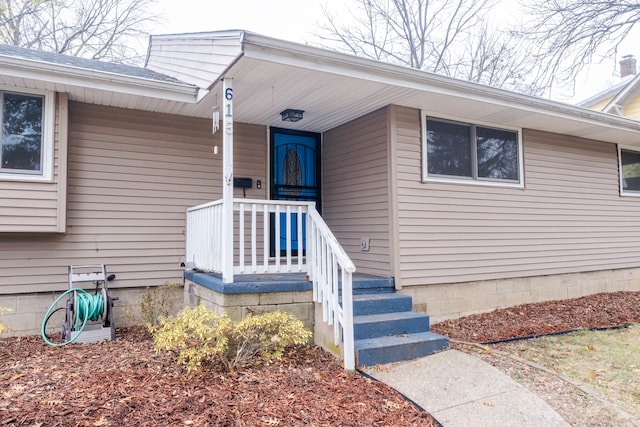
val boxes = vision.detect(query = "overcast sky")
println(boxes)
[154,0,333,43]
[152,0,636,103]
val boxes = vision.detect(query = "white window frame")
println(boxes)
[0,86,54,182]
[421,111,524,188]
[617,145,640,197]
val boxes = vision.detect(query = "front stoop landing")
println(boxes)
[184,271,448,367]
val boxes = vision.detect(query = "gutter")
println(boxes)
[0,54,199,104]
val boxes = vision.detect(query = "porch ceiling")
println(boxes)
[195,55,640,147]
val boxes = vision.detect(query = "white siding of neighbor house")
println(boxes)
[0,93,68,233]
[0,101,267,294]
[323,107,391,276]
[393,105,640,286]
[146,34,242,89]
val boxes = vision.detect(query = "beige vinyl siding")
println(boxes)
[0,93,67,233]
[232,124,268,267]
[395,107,640,286]
[0,102,268,294]
[323,107,391,276]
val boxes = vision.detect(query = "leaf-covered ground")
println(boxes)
[431,291,640,343]
[2,290,639,426]
[0,328,437,426]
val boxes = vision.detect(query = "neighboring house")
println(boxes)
[2,31,640,357]
[580,55,640,118]
[580,55,640,203]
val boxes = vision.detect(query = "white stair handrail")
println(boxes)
[307,208,356,371]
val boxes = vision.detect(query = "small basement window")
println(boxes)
[0,88,54,181]
[423,116,523,187]
[619,147,640,195]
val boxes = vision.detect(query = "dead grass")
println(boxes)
[499,324,640,417]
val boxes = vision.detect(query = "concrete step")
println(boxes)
[355,331,449,366]
[351,293,413,316]
[353,311,431,340]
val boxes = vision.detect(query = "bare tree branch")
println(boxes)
[316,0,544,94]
[517,0,640,94]
[0,0,159,64]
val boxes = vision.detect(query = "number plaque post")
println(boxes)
[221,78,234,283]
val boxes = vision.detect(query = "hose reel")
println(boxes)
[41,265,117,346]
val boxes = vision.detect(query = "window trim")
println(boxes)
[421,112,524,188]
[617,145,640,197]
[0,86,54,182]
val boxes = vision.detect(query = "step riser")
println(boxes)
[350,278,395,294]
[353,287,394,295]
[356,338,449,366]
[354,316,430,340]
[351,295,413,316]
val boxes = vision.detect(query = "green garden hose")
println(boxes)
[41,288,105,347]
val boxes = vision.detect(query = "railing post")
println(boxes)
[221,78,234,283]
[342,269,355,371]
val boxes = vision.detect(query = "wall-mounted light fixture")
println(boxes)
[280,108,304,122]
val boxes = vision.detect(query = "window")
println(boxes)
[619,148,640,194]
[424,116,522,185]
[0,88,52,180]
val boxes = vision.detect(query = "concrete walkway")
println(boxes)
[364,349,569,427]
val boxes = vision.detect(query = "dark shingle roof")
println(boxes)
[0,43,186,85]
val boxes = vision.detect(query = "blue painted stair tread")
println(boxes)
[352,290,449,366]
[355,332,449,366]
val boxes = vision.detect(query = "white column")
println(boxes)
[221,78,234,283]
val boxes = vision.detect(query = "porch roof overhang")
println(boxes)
[204,32,640,147]
[3,31,640,148]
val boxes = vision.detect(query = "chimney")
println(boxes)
[620,54,637,78]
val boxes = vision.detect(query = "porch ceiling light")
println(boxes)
[280,108,304,122]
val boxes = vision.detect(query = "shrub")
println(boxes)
[134,282,181,334]
[152,303,232,373]
[228,310,312,368]
[152,304,311,373]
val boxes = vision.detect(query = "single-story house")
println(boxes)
[2,30,640,368]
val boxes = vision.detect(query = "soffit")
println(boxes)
[198,55,640,147]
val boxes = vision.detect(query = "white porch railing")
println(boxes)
[185,198,356,370]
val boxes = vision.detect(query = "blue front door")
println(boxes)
[270,128,321,256]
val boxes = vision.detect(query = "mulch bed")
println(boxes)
[2,290,639,426]
[431,291,640,343]
[0,328,436,426]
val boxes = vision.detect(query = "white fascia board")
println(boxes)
[150,29,245,41]
[602,73,640,114]
[239,32,640,134]
[0,55,198,103]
